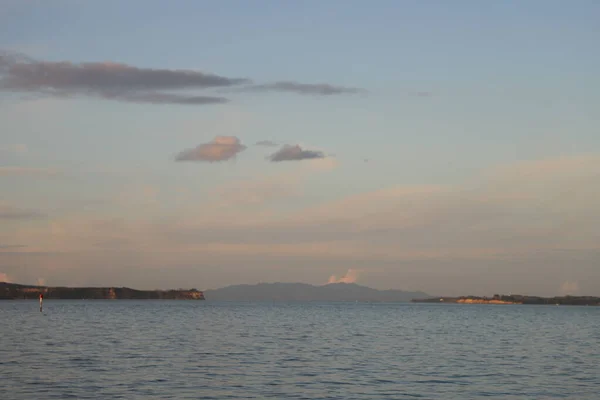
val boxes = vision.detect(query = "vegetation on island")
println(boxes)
[0,282,204,300]
[412,294,600,306]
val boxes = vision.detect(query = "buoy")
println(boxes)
[39,293,43,312]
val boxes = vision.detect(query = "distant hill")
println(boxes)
[203,282,429,302]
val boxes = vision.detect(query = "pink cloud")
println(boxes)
[558,281,579,296]
[328,269,361,284]
[175,136,246,162]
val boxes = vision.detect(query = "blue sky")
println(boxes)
[1,0,599,295]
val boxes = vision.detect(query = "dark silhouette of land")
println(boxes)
[0,282,204,300]
[412,294,600,306]
[203,282,429,302]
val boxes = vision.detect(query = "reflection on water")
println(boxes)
[1,301,599,399]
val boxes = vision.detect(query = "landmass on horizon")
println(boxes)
[0,281,426,302]
[0,282,204,300]
[412,294,600,306]
[203,282,429,302]
[3,281,598,305]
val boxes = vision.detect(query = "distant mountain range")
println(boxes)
[204,282,429,302]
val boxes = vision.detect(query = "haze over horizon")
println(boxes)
[1,1,599,297]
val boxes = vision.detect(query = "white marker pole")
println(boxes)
[39,294,43,312]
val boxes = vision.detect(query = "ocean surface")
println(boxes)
[1,301,599,399]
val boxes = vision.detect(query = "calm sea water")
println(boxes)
[1,301,599,399]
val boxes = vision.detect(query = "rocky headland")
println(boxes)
[0,282,204,300]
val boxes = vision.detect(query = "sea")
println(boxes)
[1,301,599,399]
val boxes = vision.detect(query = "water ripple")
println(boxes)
[1,301,599,399]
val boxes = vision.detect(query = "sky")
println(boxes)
[1,0,599,296]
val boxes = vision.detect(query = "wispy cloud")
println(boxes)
[175,136,247,162]
[4,154,598,295]
[214,175,300,207]
[0,166,59,177]
[243,81,366,96]
[98,91,229,105]
[0,51,247,106]
[0,205,45,220]
[268,145,325,162]
[0,245,27,249]
[1,51,367,105]
[255,140,279,147]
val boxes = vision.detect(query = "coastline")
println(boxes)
[0,282,204,300]
[412,294,600,306]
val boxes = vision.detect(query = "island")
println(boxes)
[0,282,204,300]
[412,294,600,306]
